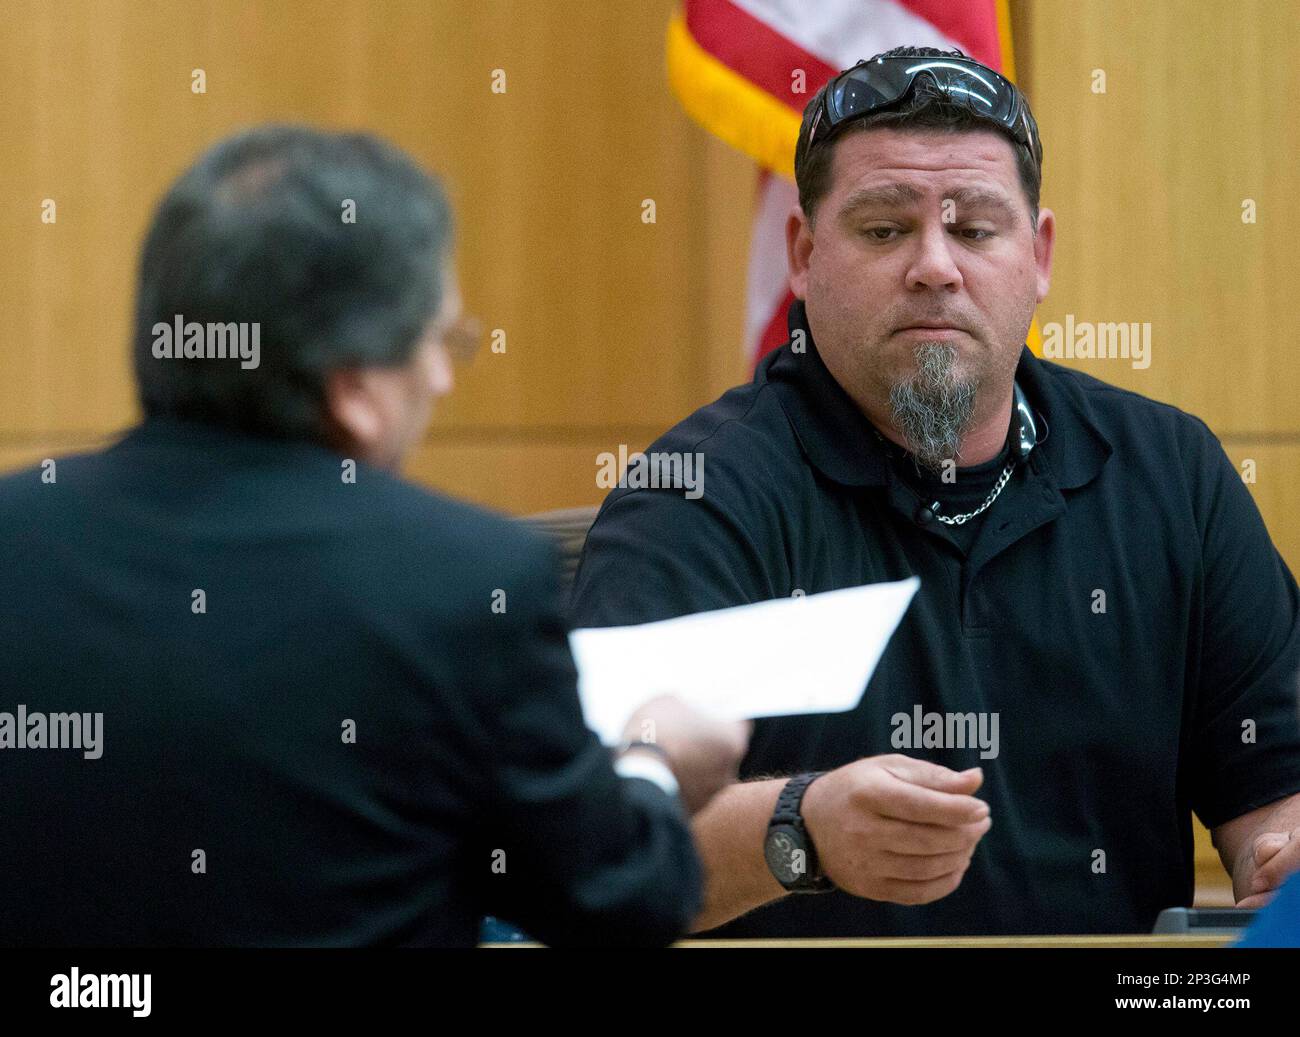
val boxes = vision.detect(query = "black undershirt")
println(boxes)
[876,433,1015,556]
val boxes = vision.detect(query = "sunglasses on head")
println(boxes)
[809,55,1042,171]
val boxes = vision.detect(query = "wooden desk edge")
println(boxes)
[481,934,1234,948]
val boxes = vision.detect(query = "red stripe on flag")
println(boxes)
[755,290,795,363]
[893,0,1003,68]
[684,0,839,113]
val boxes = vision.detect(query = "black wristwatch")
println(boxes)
[764,772,834,893]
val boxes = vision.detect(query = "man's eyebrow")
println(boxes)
[838,183,1019,223]
[945,186,1019,222]
[838,183,924,215]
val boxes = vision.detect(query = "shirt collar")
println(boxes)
[763,299,1113,490]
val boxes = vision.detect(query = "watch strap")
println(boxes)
[768,772,832,892]
[773,771,826,824]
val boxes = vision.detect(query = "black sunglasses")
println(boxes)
[809,55,1042,170]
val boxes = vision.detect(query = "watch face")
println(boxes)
[764,825,807,886]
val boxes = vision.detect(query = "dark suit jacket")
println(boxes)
[0,417,700,946]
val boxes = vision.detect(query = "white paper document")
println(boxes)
[569,576,920,745]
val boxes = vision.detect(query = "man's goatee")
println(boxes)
[888,341,978,474]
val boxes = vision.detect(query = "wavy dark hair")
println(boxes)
[133,124,452,440]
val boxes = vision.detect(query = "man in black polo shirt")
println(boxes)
[571,47,1300,936]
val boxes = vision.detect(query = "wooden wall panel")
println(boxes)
[0,0,751,514]
[1019,0,1300,440]
[403,435,656,518]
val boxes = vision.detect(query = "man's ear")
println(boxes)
[1033,206,1056,305]
[324,368,384,453]
[786,205,814,300]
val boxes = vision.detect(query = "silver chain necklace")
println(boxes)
[930,461,1016,525]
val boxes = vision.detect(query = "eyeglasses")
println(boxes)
[808,56,1042,171]
[438,314,483,364]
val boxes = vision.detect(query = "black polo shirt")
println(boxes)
[570,299,1300,936]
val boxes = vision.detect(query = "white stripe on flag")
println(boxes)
[729,0,965,72]
[744,173,799,357]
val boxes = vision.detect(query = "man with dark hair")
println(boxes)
[0,125,748,947]
[572,48,1300,937]
[131,126,458,451]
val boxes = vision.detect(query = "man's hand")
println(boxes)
[1215,793,1300,908]
[802,754,991,905]
[620,696,751,815]
[1234,827,1300,909]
